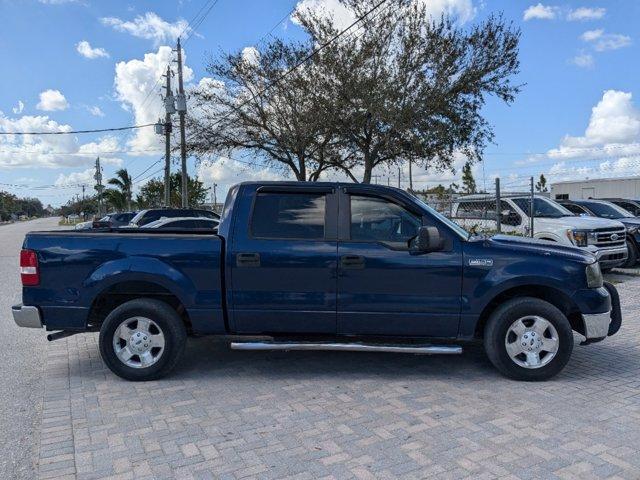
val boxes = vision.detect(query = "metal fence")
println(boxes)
[416,177,539,237]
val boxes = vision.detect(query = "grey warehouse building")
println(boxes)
[551,176,640,200]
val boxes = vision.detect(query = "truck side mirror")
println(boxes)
[410,226,444,253]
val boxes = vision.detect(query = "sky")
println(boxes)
[0,0,639,206]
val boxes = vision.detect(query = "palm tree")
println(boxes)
[107,169,133,211]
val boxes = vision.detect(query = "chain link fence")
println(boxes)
[416,178,539,237]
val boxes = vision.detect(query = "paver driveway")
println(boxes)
[34,275,640,479]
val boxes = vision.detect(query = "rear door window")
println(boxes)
[251,192,326,239]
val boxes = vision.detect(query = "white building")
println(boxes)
[551,176,640,200]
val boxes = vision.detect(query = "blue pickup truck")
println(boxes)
[13,182,622,381]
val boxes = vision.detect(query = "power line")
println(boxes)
[0,123,157,136]
[183,0,221,44]
[137,0,222,114]
[132,159,163,182]
[134,167,165,185]
[0,148,163,156]
[187,0,392,142]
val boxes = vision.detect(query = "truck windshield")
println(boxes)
[411,196,470,240]
[582,202,633,219]
[512,197,572,218]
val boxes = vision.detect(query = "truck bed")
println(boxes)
[22,230,225,333]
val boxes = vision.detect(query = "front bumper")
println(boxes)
[581,281,622,340]
[588,244,628,269]
[582,311,611,339]
[12,304,43,328]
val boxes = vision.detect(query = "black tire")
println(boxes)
[622,239,638,268]
[99,298,187,381]
[484,297,574,381]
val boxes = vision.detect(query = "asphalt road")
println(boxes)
[0,218,66,480]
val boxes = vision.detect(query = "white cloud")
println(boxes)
[197,157,289,201]
[570,52,594,68]
[523,3,559,21]
[114,46,193,152]
[12,100,25,114]
[581,29,631,51]
[36,89,69,111]
[547,156,640,181]
[581,29,603,42]
[567,7,605,21]
[293,0,475,30]
[87,106,105,117]
[0,113,122,169]
[101,12,191,46]
[539,90,640,177]
[241,46,260,66]
[76,40,110,59]
[55,168,95,187]
[555,91,640,150]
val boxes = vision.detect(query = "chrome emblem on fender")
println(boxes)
[468,258,494,267]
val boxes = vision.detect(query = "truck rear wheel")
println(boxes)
[99,298,187,381]
[484,297,574,381]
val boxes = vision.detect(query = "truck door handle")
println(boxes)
[236,253,260,268]
[340,255,365,269]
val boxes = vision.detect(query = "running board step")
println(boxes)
[230,342,462,355]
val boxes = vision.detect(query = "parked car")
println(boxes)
[451,194,628,270]
[601,198,640,217]
[92,212,137,229]
[12,182,622,382]
[143,217,219,229]
[128,208,220,227]
[559,199,640,267]
[73,220,93,230]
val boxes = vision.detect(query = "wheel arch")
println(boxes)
[474,284,583,339]
[87,280,192,332]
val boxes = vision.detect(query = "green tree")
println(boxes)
[535,174,548,192]
[107,168,133,211]
[461,163,477,194]
[136,173,209,209]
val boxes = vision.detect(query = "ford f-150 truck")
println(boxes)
[12,182,622,381]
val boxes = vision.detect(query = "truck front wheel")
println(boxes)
[99,298,187,381]
[484,297,574,381]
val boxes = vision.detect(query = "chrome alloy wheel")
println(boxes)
[112,317,165,369]
[505,316,559,369]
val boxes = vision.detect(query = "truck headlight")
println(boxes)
[568,229,589,247]
[586,262,603,288]
[626,226,638,234]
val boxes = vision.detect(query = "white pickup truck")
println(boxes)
[451,194,628,270]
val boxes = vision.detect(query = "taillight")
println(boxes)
[20,249,40,286]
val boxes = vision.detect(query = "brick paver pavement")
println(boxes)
[37,276,640,479]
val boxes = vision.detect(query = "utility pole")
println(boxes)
[408,160,413,192]
[529,176,535,238]
[212,183,217,211]
[81,184,86,220]
[397,166,401,188]
[175,37,188,208]
[94,157,104,218]
[495,177,501,234]
[163,66,174,207]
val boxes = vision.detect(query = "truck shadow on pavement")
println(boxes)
[166,332,639,383]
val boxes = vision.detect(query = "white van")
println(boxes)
[451,194,628,270]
